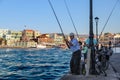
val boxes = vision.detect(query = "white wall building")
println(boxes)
[34,30,40,38]
[114,34,120,44]
[0,29,9,38]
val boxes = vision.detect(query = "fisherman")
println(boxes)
[65,32,81,75]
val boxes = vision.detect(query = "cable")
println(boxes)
[48,0,70,48]
[64,0,80,40]
[99,0,119,39]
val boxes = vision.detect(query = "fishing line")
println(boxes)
[64,0,80,40]
[48,0,70,48]
[99,0,119,39]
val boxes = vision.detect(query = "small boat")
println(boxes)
[36,44,46,49]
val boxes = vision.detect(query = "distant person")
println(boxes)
[65,32,81,75]
[82,42,88,63]
[85,38,98,47]
[108,41,112,48]
[85,37,97,74]
[107,47,113,56]
[81,42,88,75]
[85,37,98,54]
[79,41,82,50]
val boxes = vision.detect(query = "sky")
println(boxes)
[0,0,120,35]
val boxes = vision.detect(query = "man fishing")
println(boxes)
[65,32,81,75]
[48,0,81,75]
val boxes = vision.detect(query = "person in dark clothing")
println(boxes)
[65,32,81,75]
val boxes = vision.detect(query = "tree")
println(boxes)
[0,38,3,45]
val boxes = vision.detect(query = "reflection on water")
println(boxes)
[0,48,71,80]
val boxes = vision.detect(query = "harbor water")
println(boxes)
[0,48,71,80]
[0,47,120,80]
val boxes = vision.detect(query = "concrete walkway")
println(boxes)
[110,53,120,79]
[60,53,120,80]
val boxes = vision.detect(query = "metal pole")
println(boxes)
[89,0,96,74]
[95,17,99,43]
[96,20,98,42]
[95,17,99,51]
[48,0,70,48]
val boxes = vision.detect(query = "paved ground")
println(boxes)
[110,53,120,79]
[60,53,120,80]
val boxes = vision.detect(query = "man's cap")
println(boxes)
[69,32,74,36]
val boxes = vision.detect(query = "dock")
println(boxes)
[60,53,120,80]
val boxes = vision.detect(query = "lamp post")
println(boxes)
[89,0,96,74]
[94,17,99,43]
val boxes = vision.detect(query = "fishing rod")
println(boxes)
[99,0,119,40]
[64,0,80,41]
[48,0,70,48]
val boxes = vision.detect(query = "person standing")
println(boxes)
[65,32,81,75]
[85,38,98,47]
[82,42,88,63]
[85,37,98,75]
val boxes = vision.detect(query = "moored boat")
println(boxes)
[36,44,46,49]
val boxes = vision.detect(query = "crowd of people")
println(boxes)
[65,32,113,75]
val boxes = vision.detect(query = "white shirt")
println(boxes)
[70,38,80,52]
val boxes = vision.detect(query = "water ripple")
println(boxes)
[0,48,71,80]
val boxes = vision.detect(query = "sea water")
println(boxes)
[0,47,120,80]
[0,48,71,80]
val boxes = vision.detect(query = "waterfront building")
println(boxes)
[53,33,64,45]
[16,29,40,48]
[4,30,22,46]
[22,29,34,41]
[4,34,11,40]
[5,35,12,46]
[15,41,37,48]
[0,29,9,38]
[99,33,114,46]
[10,31,22,41]
[21,29,40,40]
[114,33,120,46]
[33,30,40,38]
[0,29,10,46]
[37,34,54,43]
[36,34,54,48]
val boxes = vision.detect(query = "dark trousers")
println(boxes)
[70,50,81,74]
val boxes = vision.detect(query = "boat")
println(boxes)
[36,44,46,49]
